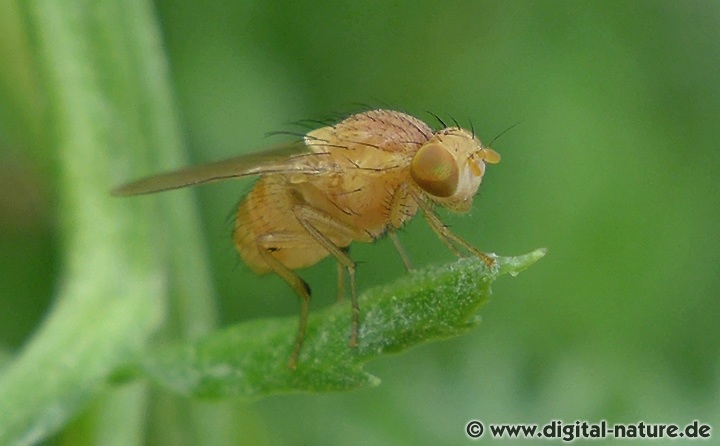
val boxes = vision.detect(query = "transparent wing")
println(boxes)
[112,141,324,196]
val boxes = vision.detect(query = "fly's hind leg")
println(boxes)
[293,205,362,348]
[255,239,311,369]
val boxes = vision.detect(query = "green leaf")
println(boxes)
[141,249,546,398]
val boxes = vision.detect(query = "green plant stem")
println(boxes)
[0,0,223,444]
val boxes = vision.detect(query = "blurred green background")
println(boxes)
[1,0,719,444]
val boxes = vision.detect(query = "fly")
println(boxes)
[113,109,501,368]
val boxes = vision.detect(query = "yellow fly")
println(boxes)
[114,109,501,368]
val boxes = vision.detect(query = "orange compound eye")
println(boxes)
[410,143,459,198]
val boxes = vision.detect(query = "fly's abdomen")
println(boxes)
[233,176,332,273]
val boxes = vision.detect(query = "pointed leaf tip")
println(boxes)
[497,248,547,277]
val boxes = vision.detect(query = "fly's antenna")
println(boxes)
[425,110,447,129]
[469,119,476,139]
[488,119,523,148]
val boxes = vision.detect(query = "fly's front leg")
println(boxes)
[416,198,495,267]
[293,205,362,348]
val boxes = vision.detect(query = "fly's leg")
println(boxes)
[336,260,345,302]
[388,229,413,271]
[255,238,311,369]
[293,205,362,348]
[387,183,416,271]
[336,246,350,302]
[416,198,495,267]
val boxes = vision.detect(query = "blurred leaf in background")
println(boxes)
[0,0,718,445]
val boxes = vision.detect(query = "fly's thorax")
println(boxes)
[304,110,434,155]
[409,127,500,212]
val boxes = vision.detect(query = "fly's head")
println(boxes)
[410,127,500,212]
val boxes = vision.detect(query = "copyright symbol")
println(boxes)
[466,420,484,439]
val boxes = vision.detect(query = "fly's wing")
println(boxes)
[113,141,326,196]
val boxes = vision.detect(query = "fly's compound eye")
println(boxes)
[410,143,459,198]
